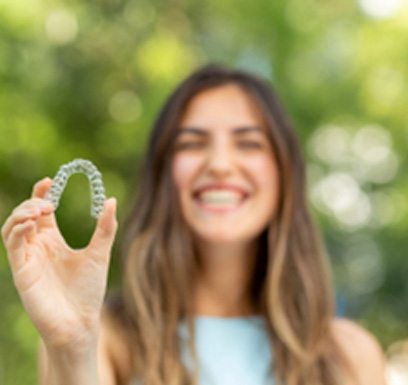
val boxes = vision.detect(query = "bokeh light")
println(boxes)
[386,340,408,385]
[45,8,78,44]
[109,90,142,123]
[358,0,404,19]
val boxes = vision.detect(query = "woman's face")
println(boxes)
[172,84,279,245]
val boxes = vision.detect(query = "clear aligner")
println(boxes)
[45,159,106,218]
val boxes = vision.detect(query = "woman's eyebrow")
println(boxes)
[176,127,209,137]
[233,126,264,135]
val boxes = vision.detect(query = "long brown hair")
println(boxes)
[110,64,355,385]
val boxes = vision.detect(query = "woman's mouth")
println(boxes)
[193,189,248,213]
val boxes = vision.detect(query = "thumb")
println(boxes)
[88,198,118,258]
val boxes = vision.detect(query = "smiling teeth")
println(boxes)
[198,191,243,205]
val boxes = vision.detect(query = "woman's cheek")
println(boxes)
[172,154,204,188]
[245,155,278,186]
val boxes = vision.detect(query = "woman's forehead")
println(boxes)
[178,84,267,132]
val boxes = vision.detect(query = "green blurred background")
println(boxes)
[0,0,407,383]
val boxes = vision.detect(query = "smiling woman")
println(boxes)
[1,64,386,385]
[172,85,279,248]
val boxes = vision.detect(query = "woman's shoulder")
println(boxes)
[99,294,134,385]
[331,317,382,350]
[330,317,387,385]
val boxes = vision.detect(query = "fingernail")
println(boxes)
[106,197,115,203]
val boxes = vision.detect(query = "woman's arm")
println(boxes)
[332,318,387,385]
[0,177,118,385]
[38,305,133,385]
[38,337,101,385]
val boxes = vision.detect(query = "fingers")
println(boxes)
[32,177,53,199]
[6,220,36,270]
[29,177,59,231]
[1,198,54,246]
[88,198,118,260]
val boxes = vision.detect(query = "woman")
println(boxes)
[1,64,386,385]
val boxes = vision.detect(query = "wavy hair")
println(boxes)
[109,64,355,385]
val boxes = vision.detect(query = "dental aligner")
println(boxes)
[45,159,106,219]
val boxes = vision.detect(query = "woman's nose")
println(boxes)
[206,144,235,177]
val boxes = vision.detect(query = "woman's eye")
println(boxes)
[238,141,262,149]
[175,142,205,150]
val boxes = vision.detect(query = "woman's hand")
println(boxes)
[1,177,118,351]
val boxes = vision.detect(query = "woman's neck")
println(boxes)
[192,240,259,317]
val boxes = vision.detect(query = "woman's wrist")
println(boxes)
[43,322,99,355]
[41,336,99,385]
[41,317,101,353]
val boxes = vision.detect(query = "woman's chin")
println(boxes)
[192,230,254,247]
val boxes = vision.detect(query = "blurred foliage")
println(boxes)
[0,0,407,383]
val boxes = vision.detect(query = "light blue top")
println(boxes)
[134,316,274,385]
